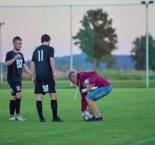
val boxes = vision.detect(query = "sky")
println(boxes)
[0,0,155,61]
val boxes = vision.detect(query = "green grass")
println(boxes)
[0,79,155,89]
[0,88,155,145]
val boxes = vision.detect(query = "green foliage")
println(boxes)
[0,88,155,145]
[73,9,118,70]
[131,35,155,71]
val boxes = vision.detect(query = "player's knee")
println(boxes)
[85,97,94,103]
[11,96,16,100]
[50,93,57,100]
[37,94,43,101]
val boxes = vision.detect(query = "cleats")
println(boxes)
[52,116,64,122]
[40,118,46,122]
[39,116,64,122]
[15,115,25,121]
[87,116,103,122]
[99,117,103,121]
[9,115,25,121]
[9,116,16,121]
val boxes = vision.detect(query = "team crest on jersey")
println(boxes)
[42,85,49,92]
[16,59,23,68]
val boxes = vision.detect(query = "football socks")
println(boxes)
[9,100,15,115]
[15,98,21,115]
[51,100,57,119]
[36,101,44,119]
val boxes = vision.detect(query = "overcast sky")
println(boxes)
[0,0,155,61]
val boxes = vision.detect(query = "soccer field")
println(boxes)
[0,88,155,145]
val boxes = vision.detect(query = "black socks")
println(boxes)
[36,101,44,119]
[9,100,15,116]
[15,98,21,115]
[36,100,58,120]
[10,98,21,116]
[51,100,58,119]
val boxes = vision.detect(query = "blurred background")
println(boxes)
[0,0,155,88]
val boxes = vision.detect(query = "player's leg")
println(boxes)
[85,97,100,118]
[86,85,112,121]
[50,93,58,119]
[35,80,46,122]
[85,89,103,121]
[13,82,26,121]
[50,93,64,122]
[8,81,22,121]
[15,92,25,121]
[9,95,16,121]
[48,79,63,122]
[36,94,45,122]
[15,92,22,115]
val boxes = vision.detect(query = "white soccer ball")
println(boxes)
[82,110,93,120]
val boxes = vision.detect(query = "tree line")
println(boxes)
[73,9,155,71]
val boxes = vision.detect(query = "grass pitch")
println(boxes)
[0,88,155,145]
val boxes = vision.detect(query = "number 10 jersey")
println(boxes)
[5,50,25,82]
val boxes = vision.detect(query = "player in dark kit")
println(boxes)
[30,34,63,122]
[5,36,31,121]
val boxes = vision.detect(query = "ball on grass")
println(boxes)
[82,110,93,120]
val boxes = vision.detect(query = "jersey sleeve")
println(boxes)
[81,92,88,112]
[5,52,12,62]
[22,54,25,64]
[78,74,88,112]
[49,47,54,58]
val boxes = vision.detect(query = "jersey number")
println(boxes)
[38,50,43,61]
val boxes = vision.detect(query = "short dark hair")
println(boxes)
[13,36,22,44]
[67,70,78,78]
[41,34,51,43]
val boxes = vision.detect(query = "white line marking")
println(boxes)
[131,138,155,145]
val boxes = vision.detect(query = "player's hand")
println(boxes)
[86,85,92,92]
[53,72,56,80]
[32,77,35,84]
[15,54,21,59]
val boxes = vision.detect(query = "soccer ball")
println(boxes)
[82,110,93,121]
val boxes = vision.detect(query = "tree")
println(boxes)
[73,9,118,70]
[131,35,155,71]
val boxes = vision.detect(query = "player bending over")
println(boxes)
[68,70,112,122]
[5,36,31,121]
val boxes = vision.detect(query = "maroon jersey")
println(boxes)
[77,71,111,112]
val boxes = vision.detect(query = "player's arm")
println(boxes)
[5,54,21,66]
[50,57,56,80]
[30,61,35,84]
[86,71,97,92]
[23,63,31,76]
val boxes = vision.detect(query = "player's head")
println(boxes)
[13,36,22,51]
[41,34,51,45]
[68,70,78,84]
